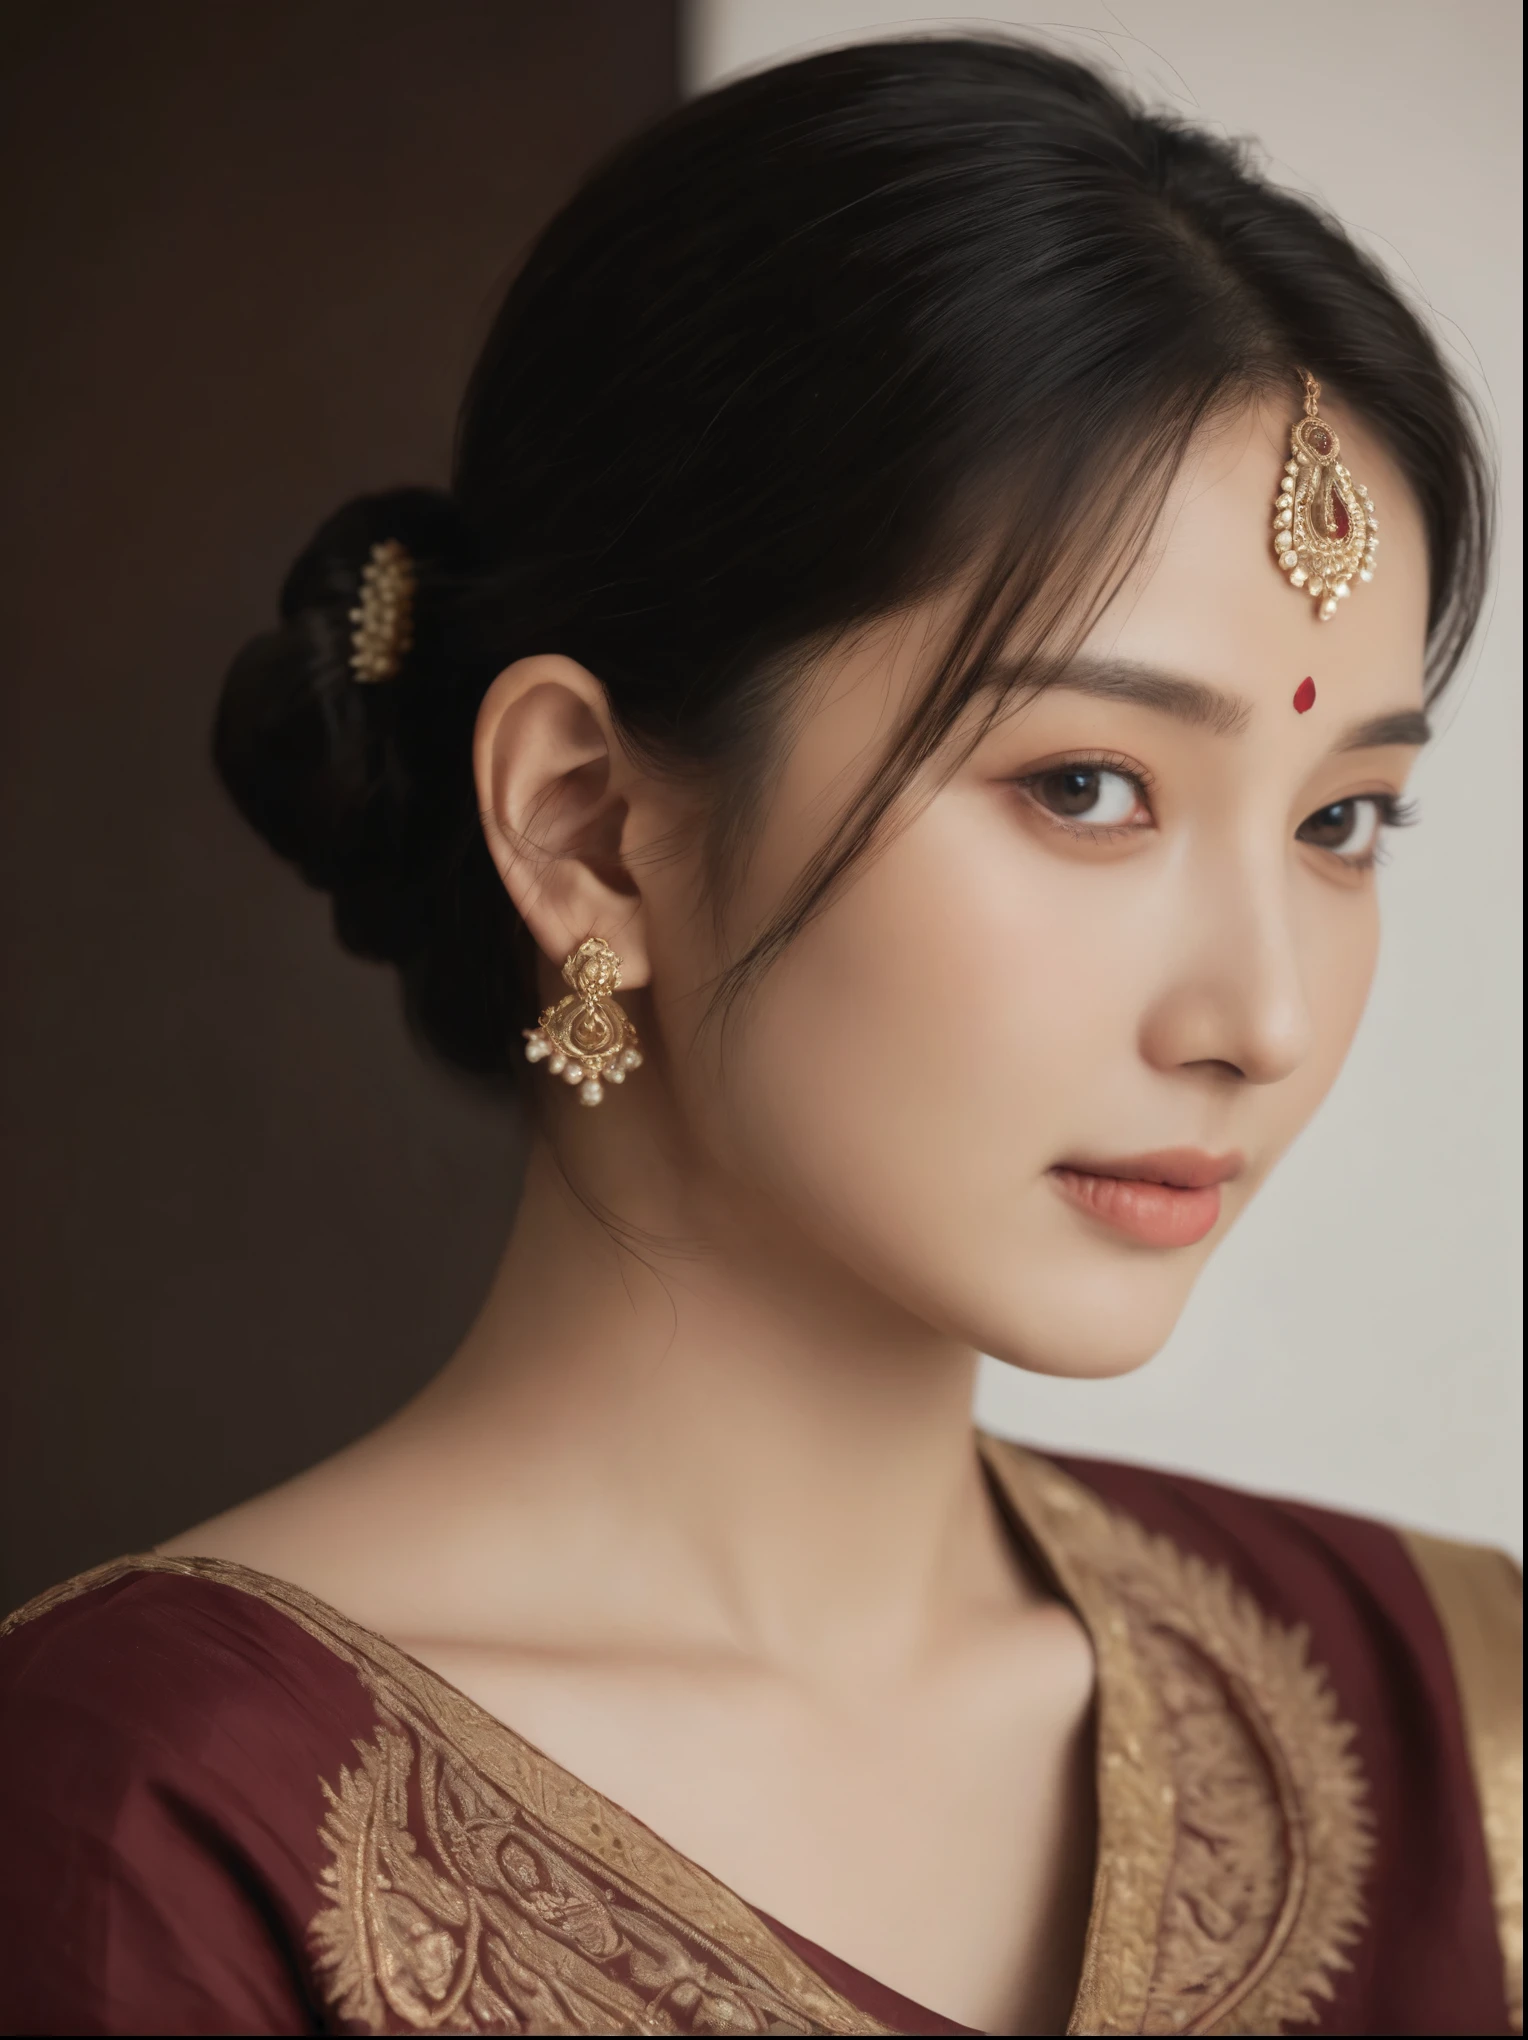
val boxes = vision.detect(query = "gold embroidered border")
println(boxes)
[980,1450,1174,2036]
[1402,1528,1524,2034]
[310,1693,852,2034]
[980,1441,1373,2038]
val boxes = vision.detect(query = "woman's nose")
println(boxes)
[1137,856,1314,1086]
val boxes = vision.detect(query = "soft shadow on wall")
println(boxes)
[0,1,680,1611]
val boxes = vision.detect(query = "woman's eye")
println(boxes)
[1296,798,1382,862]
[1025,766,1145,829]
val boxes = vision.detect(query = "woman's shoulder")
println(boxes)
[1013,1436,1521,1657]
[0,1556,902,2040]
[0,1551,382,1756]
[989,1433,1520,1731]
[1008,1433,1514,1580]
[984,1433,1523,2035]
[0,1554,384,2035]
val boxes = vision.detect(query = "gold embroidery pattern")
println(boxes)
[983,1445,1373,2038]
[311,1689,873,2035]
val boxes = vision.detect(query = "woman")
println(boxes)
[0,36,1516,2039]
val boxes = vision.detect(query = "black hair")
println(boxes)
[214,36,1493,1089]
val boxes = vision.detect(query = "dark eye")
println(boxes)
[1296,798,1380,861]
[1026,766,1142,827]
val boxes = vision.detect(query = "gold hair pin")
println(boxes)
[522,936,642,1107]
[348,538,416,682]
[1272,372,1378,621]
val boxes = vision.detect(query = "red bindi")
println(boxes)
[1293,675,1316,714]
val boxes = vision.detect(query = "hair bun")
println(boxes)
[213,486,478,966]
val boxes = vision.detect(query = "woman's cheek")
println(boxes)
[1288,878,1384,1118]
[718,801,1130,1246]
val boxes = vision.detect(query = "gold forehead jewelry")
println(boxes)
[522,935,642,1107]
[348,538,416,682]
[1272,371,1378,622]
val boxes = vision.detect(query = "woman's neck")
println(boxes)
[389,1137,1026,1672]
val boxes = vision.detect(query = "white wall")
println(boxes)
[689,2,1523,1554]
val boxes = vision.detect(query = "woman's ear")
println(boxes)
[473,655,653,986]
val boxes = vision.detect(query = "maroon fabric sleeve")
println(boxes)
[0,1571,380,2036]
[1047,1451,1513,2039]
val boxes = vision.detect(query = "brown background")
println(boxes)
[0,0,679,1612]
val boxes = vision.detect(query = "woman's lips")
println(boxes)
[1048,1148,1243,1249]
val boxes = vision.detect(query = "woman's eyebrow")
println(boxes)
[1033,658,1253,735]
[1334,709,1432,750]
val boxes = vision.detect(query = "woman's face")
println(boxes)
[638,396,1432,1378]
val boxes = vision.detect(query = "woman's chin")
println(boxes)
[982,1334,1166,1383]
[964,1265,1199,1382]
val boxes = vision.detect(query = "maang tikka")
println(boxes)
[1272,370,1378,621]
[522,936,642,1107]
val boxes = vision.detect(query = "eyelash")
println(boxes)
[1332,793,1419,871]
[1014,755,1421,869]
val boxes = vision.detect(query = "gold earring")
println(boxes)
[522,935,642,1107]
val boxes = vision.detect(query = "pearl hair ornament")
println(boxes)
[523,935,642,1107]
[348,539,417,682]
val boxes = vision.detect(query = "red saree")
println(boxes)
[0,1439,1519,2036]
